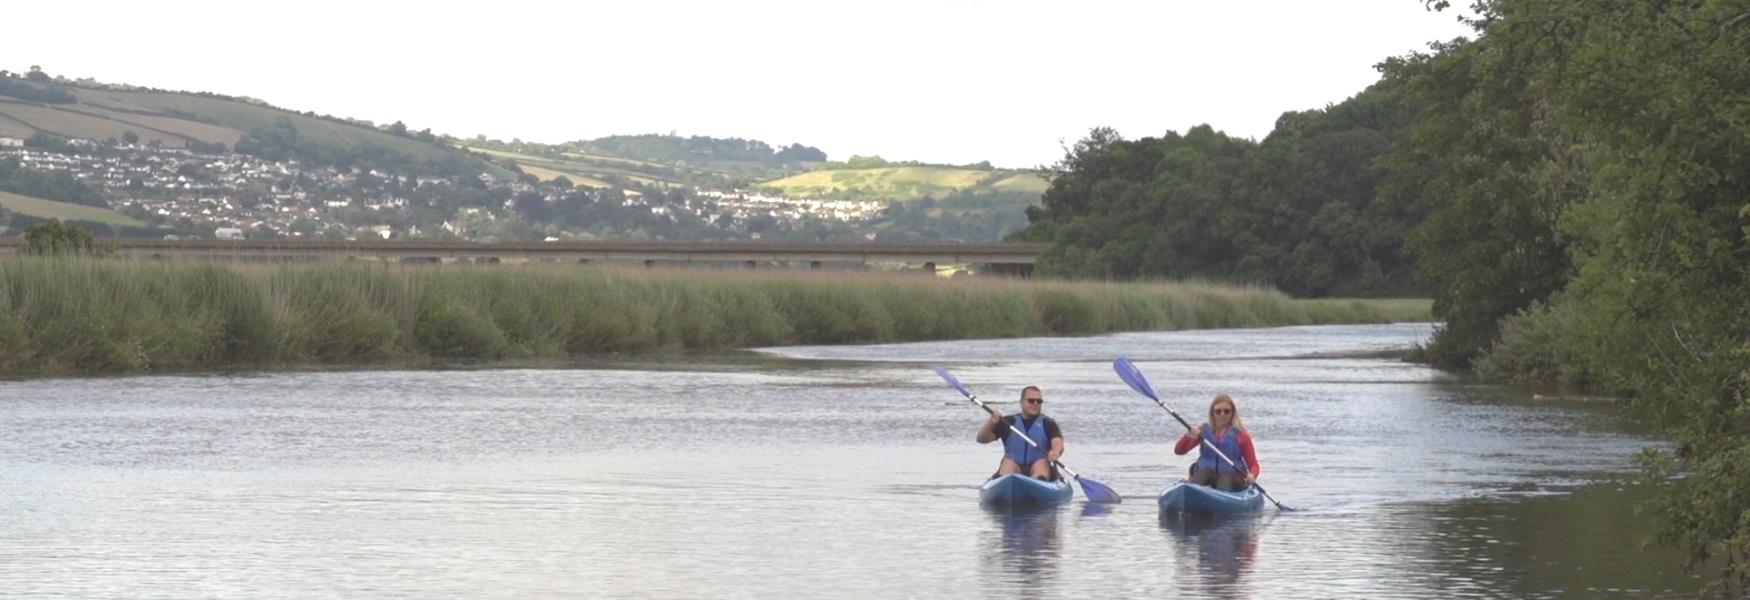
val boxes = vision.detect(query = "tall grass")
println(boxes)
[0,258,1429,377]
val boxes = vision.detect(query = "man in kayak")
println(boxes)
[976,385,1064,480]
[1174,394,1260,492]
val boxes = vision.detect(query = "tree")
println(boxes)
[22,221,106,256]
[121,130,140,144]
[1400,2,1750,592]
[1012,96,1427,298]
[290,217,320,237]
[25,65,49,82]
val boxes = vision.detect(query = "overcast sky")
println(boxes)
[4,0,1473,168]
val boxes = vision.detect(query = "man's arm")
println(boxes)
[1046,418,1064,463]
[975,411,1004,443]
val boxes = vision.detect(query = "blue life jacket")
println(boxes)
[1002,414,1050,466]
[1195,426,1248,475]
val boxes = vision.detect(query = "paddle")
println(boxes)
[932,367,1121,503]
[1112,357,1295,511]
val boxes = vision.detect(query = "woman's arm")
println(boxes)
[1173,425,1203,455]
[1239,430,1261,478]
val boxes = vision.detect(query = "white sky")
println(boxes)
[4,0,1473,169]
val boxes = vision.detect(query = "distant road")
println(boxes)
[0,238,1049,269]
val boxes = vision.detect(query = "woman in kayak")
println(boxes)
[1173,394,1259,492]
[976,385,1064,480]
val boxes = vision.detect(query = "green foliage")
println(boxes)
[578,134,825,166]
[0,259,1422,377]
[1401,1,1750,592]
[0,159,110,208]
[1016,90,1428,299]
[0,74,76,103]
[416,299,508,358]
[233,116,472,177]
[22,221,108,256]
[1380,33,1575,369]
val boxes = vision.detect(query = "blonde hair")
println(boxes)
[1209,394,1247,431]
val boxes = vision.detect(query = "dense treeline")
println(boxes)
[579,134,826,166]
[1013,80,1427,298]
[1020,0,1748,591]
[1392,2,1748,592]
[0,72,76,104]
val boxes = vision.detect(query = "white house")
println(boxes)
[214,227,245,240]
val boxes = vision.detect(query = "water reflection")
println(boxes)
[1078,502,1116,519]
[1161,513,1264,598]
[979,506,1063,596]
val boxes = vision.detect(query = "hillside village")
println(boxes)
[0,136,888,241]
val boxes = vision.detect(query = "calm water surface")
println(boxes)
[0,324,1699,598]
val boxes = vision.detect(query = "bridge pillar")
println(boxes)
[809,261,822,270]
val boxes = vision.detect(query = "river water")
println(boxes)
[0,323,1700,598]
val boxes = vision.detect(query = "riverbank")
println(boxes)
[0,257,1429,377]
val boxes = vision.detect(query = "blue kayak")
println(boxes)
[980,474,1073,507]
[1157,481,1266,514]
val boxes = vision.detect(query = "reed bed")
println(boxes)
[0,258,1427,376]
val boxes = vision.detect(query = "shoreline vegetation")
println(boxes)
[0,257,1429,378]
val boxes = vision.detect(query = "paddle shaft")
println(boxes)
[968,396,1079,480]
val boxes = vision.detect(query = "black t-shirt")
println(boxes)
[995,414,1062,444]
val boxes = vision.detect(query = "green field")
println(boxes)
[760,167,1049,200]
[560,151,665,169]
[0,101,198,146]
[470,147,685,187]
[0,190,146,227]
[519,164,612,188]
[988,173,1051,193]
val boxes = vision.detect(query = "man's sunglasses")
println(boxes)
[1024,398,1044,405]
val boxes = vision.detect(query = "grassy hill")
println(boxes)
[0,80,490,173]
[0,189,146,228]
[758,166,1049,201]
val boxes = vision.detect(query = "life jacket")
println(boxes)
[1002,414,1050,467]
[1195,425,1248,475]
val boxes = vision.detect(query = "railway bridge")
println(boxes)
[0,238,1049,273]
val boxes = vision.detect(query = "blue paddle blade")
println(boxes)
[932,366,973,398]
[1112,357,1160,401]
[1075,475,1122,504]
